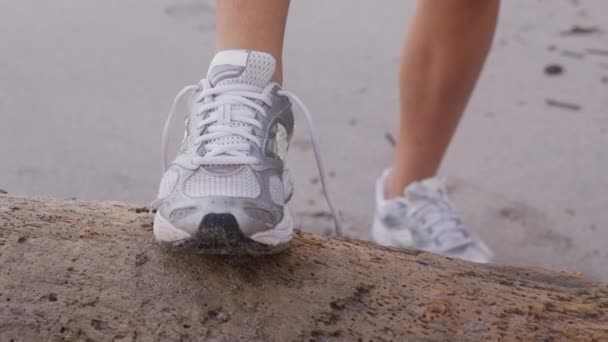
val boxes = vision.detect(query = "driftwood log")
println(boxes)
[0,194,607,341]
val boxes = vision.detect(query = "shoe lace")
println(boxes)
[405,186,474,251]
[160,80,343,236]
[162,79,271,168]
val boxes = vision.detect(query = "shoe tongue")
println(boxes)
[207,50,276,88]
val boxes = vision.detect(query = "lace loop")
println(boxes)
[278,90,343,236]
[162,84,199,171]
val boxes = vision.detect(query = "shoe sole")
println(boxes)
[153,208,293,256]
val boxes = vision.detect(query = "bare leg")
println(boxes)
[215,0,289,84]
[388,0,500,198]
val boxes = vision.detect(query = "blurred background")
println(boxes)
[0,0,606,280]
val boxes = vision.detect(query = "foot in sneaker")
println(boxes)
[371,169,493,263]
[152,50,340,255]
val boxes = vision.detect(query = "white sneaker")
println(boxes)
[152,50,341,255]
[372,169,493,263]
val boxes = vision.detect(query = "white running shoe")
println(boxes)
[372,169,493,263]
[152,50,341,255]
